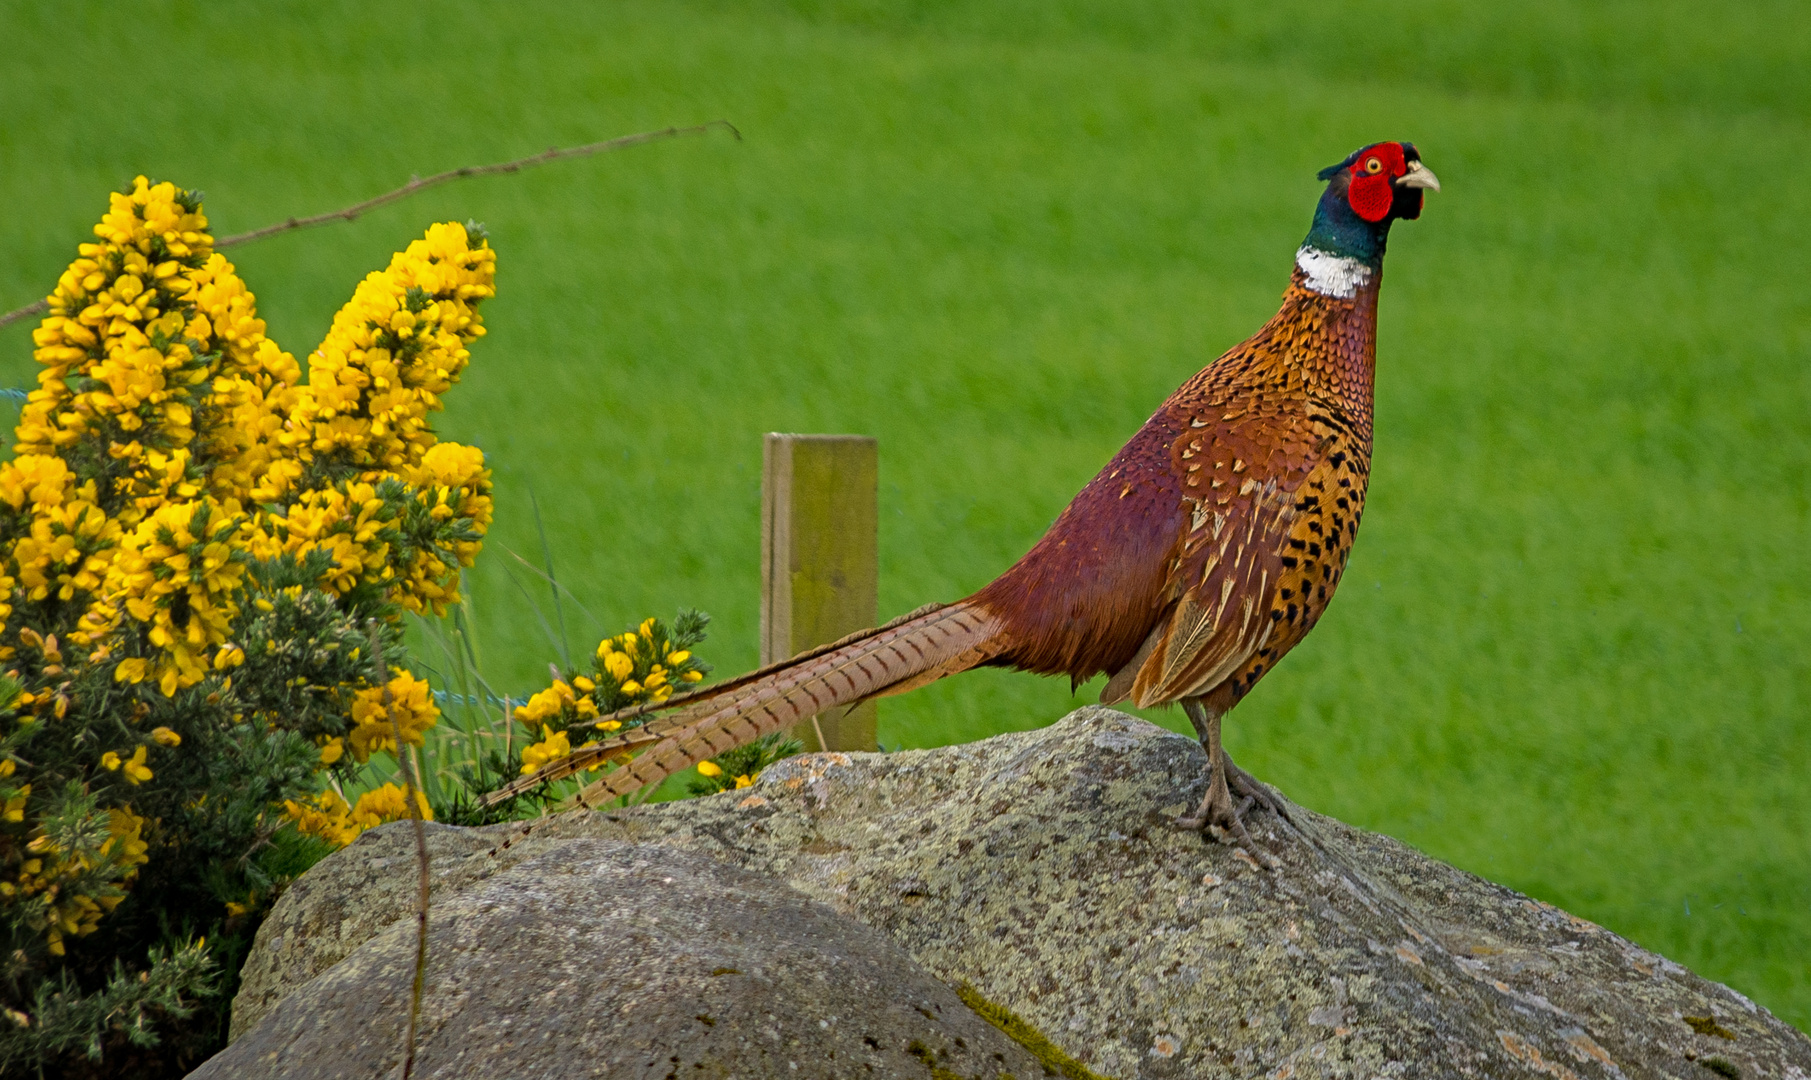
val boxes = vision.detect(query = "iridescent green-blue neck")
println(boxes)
[1302,185,1391,265]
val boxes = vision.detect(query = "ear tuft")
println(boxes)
[1319,147,1364,181]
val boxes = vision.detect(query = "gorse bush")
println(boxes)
[0,178,498,1072]
[0,178,790,1075]
[511,614,711,770]
[0,174,793,1072]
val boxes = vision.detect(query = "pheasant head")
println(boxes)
[1290,141,1438,300]
[1301,142,1439,271]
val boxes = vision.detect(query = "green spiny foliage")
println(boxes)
[0,939,215,1072]
[688,733,804,797]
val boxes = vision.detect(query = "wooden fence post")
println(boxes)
[761,433,878,752]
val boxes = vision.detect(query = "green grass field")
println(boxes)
[3,0,1807,1030]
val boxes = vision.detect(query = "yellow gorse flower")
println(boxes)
[519,727,573,776]
[283,782,431,849]
[346,671,438,763]
[514,680,576,729]
[278,223,493,485]
[506,614,714,797]
[6,806,148,955]
[13,180,493,713]
[282,789,359,848]
[348,782,432,830]
[120,746,153,785]
[104,808,150,872]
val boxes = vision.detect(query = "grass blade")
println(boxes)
[528,489,572,671]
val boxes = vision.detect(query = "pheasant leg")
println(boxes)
[1173,702,1254,840]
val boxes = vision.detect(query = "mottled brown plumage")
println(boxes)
[490,142,1439,837]
[974,268,1378,708]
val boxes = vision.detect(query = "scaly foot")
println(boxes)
[1172,758,1256,844]
[1223,759,1293,828]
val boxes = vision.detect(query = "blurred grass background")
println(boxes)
[1,0,1806,1029]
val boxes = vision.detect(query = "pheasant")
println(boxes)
[495,142,1439,838]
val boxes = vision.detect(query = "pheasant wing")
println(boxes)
[1119,403,1318,706]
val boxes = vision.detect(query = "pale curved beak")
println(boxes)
[1396,160,1441,192]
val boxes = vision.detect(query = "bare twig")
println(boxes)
[215,120,738,247]
[0,120,739,331]
[369,622,431,1080]
[1,300,47,332]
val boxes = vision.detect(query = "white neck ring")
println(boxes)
[1295,246,1374,299]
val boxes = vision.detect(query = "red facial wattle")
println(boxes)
[1345,142,1408,223]
[1348,174,1393,221]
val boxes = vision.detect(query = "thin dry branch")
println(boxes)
[0,120,739,331]
[366,623,432,1080]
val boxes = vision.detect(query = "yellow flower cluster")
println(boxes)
[9,179,293,647]
[394,441,492,614]
[284,782,432,848]
[0,456,110,624]
[695,759,756,789]
[6,182,494,708]
[275,222,494,487]
[509,619,704,736]
[0,178,500,951]
[254,482,393,596]
[0,808,148,956]
[345,670,438,763]
[2,786,27,823]
[8,181,259,689]
[221,228,498,617]
[512,678,599,729]
[503,616,712,793]
[519,726,573,776]
[99,745,154,784]
[103,499,250,694]
[592,618,705,707]
[20,179,218,461]
[232,221,496,617]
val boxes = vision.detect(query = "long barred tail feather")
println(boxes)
[568,601,1001,806]
[479,601,1000,808]
[474,728,667,802]
[581,602,950,733]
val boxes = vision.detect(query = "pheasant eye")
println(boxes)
[1363,158,1384,175]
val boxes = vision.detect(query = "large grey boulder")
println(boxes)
[220,708,1811,1079]
[199,841,1047,1079]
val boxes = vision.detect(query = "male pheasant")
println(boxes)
[496,142,1439,837]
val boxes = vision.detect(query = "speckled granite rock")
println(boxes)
[225,707,1811,1080]
[199,841,1045,1079]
